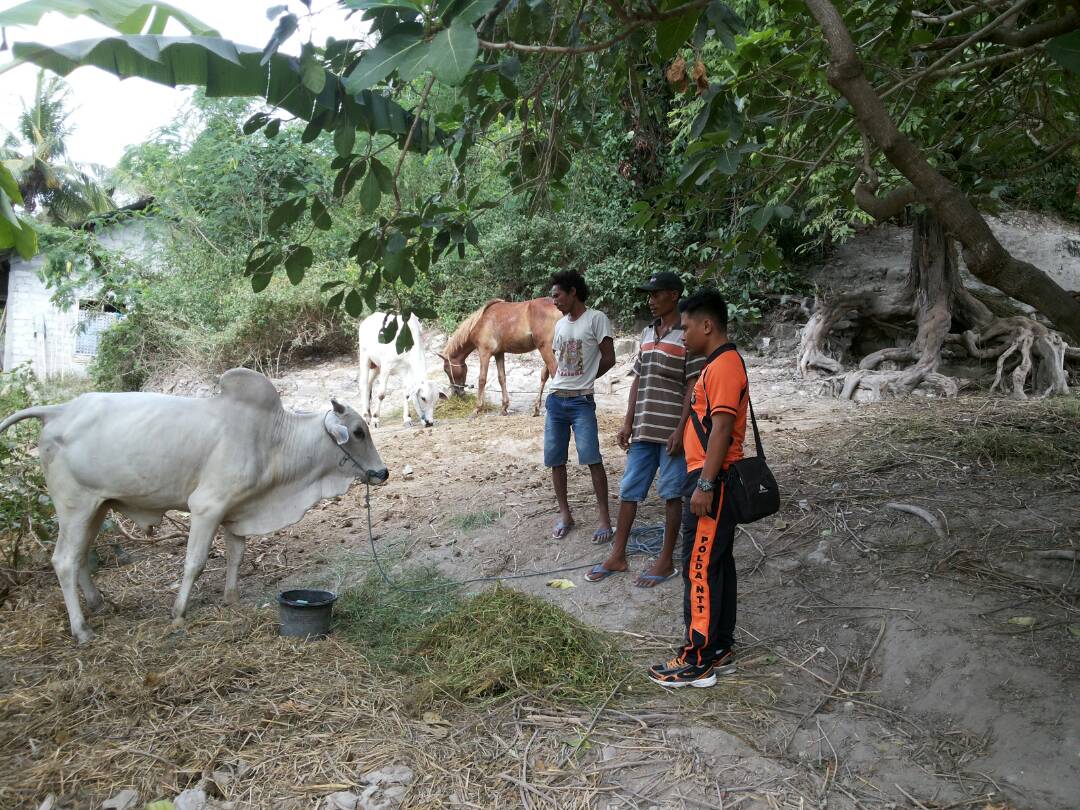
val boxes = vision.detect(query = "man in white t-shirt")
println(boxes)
[545,270,616,542]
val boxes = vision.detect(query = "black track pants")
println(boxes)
[679,470,738,666]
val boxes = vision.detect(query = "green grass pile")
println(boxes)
[334,567,462,666]
[436,392,480,419]
[335,571,628,706]
[414,585,628,704]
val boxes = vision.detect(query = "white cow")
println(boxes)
[0,368,387,645]
[358,312,445,428]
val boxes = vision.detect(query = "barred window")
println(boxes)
[75,305,122,356]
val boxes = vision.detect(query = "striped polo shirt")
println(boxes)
[630,319,706,444]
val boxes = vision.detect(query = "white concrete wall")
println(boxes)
[2,217,158,377]
[2,256,96,377]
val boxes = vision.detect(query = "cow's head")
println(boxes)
[410,379,449,428]
[439,353,468,395]
[325,399,389,485]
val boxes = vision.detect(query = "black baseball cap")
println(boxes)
[637,271,684,294]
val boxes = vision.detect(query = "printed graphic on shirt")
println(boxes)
[556,337,585,378]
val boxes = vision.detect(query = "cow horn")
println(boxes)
[331,399,346,415]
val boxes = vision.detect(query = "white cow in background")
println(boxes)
[358,312,445,428]
[0,368,388,645]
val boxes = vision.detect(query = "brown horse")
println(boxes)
[439,297,561,415]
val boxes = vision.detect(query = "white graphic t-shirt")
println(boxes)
[550,308,615,393]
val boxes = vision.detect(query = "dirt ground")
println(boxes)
[1,345,1078,810]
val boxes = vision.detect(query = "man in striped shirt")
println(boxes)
[586,272,705,586]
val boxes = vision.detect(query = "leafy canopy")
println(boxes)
[2,0,1077,339]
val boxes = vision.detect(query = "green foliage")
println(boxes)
[2,71,114,225]
[993,155,1080,223]
[0,163,37,258]
[10,0,1076,353]
[92,263,356,391]
[89,97,361,389]
[430,207,674,327]
[0,366,59,599]
[0,1,219,36]
[35,220,150,310]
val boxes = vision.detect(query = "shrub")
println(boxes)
[0,366,59,604]
[92,265,355,391]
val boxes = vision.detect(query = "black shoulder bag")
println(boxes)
[689,345,781,524]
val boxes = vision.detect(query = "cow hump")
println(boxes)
[218,368,284,412]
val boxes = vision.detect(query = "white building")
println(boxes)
[1,201,160,377]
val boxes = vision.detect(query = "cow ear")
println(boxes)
[438,388,449,400]
[331,398,346,414]
[329,423,350,445]
[324,412,350,445]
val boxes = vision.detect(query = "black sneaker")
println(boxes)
[648,654,687,678]
[647,650,736,688]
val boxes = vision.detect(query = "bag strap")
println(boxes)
[688,344,767,461]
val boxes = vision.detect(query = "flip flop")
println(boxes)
[585,563,622,583]
[592,527,614,544]
[634,569,679,588]
[551,521,575,539]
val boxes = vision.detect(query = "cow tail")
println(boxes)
[0,405,62,435]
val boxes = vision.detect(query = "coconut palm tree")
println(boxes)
[1,71,114,225]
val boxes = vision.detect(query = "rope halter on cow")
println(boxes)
[324,410,386,483]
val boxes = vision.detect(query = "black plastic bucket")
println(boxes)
[277,589,337,639]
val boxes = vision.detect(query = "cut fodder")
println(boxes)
[436,392,479,419]
[414,585,628,704]
[334,567,462,666]
[877,395,1080,474]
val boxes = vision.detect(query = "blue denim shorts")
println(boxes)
[619,440,688,502]
[544,393,602,467]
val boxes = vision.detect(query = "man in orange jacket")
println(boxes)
[648,288,749,688]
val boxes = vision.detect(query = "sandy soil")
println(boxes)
[2,341,1077,809]
[276,353,1076,810]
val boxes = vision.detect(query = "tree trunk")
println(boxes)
[799,210,1074,398]
[802,0,1080,343]
[837,212,971,399]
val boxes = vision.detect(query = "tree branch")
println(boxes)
[998,134,1080,177]
[392,75,436,216]
[916,9,1080,50]
[912,3,1012,25]
[802,0,1080,342]
[924,42,1043,78]
[854,183,918,221]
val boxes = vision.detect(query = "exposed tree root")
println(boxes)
[939,315,1071,399]
[885,502,947,541]
[798,213,1075,401]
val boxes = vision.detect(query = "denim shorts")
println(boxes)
[619,440,688,502]
[544,393,602,467]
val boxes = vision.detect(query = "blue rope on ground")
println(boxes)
[626,524,666,557]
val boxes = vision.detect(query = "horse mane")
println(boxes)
[445,299,505,357]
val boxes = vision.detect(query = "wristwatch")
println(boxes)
[695,477,717,492]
